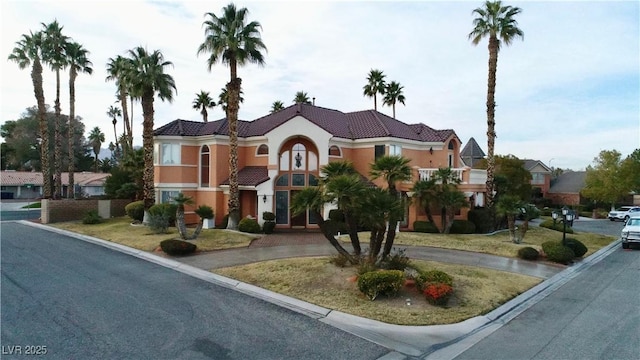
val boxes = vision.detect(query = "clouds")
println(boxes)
[2,0,638,170]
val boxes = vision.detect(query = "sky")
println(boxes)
[1,0,639,171]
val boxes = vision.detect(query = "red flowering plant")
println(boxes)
[423,282,453,306]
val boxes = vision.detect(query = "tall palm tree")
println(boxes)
[41,20,69,198]
[293,91,311,104]
[469,0,523,218]
[370,155,412,257]
[362,69,386,111]
[106,55,132,154]
[192,90,215,123]
[66,41,92,198]
[382,81,405,119]
[125,46,176,217]
[198,3,267,230]
[270,100,284,113]
[217,87,244,114]
[8,31,52,198]
[107,105,121,149]
[88,127,104,172]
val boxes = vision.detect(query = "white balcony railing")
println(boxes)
[417,168,487,185]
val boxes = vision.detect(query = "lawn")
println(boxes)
[51,217,259,252]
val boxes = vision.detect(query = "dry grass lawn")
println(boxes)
[215,257,541,325]
[51,217,259,252]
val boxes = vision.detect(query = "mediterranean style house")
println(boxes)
[153,103,487,230]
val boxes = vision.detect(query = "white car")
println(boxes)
[621,216,640,249]
[608,206,640,222]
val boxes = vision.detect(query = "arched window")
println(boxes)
[448,141,455,150]
[200,145,210,187]
[276,140,319,227]
[448,140,455,167]
[257,144,269,155]
[328,145,341,157]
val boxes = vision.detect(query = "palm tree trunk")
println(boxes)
[485,35,499,228]
[226,77,241,230]
[392,103,396,119]
[369,226,385,261]
[119,87,130,157]
[129,95,134,151]
[54,68,62,199]
[344,210,361,255]
[32,57,51,198]
[202,108,208,123]
[316,216,357,264]
[141,91,155,217]
[68,68,77,198]
[176,205,188,240]
[374,95,377,111]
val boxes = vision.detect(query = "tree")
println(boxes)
[476,155,532,201]
[41,20,70,198]
[8,31,51,197]
[370,155,412,257]
[469,0,524,221]
[198,3,267,230]
[125,47,176,218]
[621,149,640,193]
[412,178,438,225]
[358,187,403,262]
[382,81,405,119]
[88,127,104,172]
[325,174,366,255]
[217,86,244,114]
[496,194,523,243]
[107,105,121,150]
[270,100,284,113]
[582,150,633,209]
[66,41,92,198]
[293,91,311,104]
[362,69,386,111]
[432,167,464,233]
[172,192,214,240]
[193,90,215,123]
[106,55,133,154]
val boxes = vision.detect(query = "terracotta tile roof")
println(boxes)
[154,103,459,143]
[0,171,109,186]
[220,166,269,187]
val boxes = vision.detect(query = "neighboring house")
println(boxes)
[0,171,110,199]
[522,159,552,198]
[153,103,488,230]
[460,137,486,168]
[546,171,586,205]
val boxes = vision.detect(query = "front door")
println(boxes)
[290,190,306,227]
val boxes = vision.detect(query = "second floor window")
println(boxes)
[161,143,180,164]
[389,144,402,156]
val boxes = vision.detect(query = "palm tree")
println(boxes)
[107,105,121,149]
[412,178,438,225]
[432,167,463,231]
[192,91,216,123]
[382,81,405,119]
[8,31,51,198]
[106,55,132,153]
[41,20,69,198]
[358,187,403,262]
[217,87,244,114]
[324,172,366,255]
[370,155,412,257]
[172,192,214,240]
[362,69,386,111]
[66,41,92,198]
[198,3,267,230]
[270,100,284,113]
[293,91,311,104]
[469,0,524,218]
[126,46,176,218]
[88,127,104,172]
[496,195,523,243]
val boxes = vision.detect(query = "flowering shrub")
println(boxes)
[423,282,453,306]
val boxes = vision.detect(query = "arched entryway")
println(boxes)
[274,138,319,229]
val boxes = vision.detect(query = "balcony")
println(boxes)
[417,168,487,185]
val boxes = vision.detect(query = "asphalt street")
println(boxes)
[0,222,389,360]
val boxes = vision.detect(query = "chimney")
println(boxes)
[312,97,315,106]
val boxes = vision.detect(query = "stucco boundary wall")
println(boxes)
[41,199,131,224]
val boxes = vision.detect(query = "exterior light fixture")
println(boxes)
[263,195,267,203]
[429,147,433,154]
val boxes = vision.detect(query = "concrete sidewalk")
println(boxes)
[16,221,619,360]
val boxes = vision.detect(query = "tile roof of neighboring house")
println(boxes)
[0,171,110,186]
[460,137,486,167]
[154,103,458,143]
[548,171,586,194]
[522,159,552,172]
[220,166,270,186]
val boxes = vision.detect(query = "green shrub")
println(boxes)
[449,220,476,234]
[82,210,102,224]
[467,208,492,233]
[125,201,144,222]
[262,211,276,221]
[149,203,177,226]
[328,209,345,222]
[517,246,540,260]
[413,221,439,233]
[238,218,261,233]
[379,248,410,271]
[160,239,197,256]
[416,269,454,291]
[357,270,404,300]
[217,214,229,229]
[539,219,574,234]
[541,240,558,255]
[195,205,214,219]
[148,212,170,234]
[544,243,575,264]
[564,238,588,258]
[357,259,378,275]
[262,221,276,234]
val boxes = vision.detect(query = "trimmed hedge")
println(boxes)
[125,201,144,222]
[565,238,588,258]
[467,208,492,234]
[160,239,197,256]
[413,221,439,233]
[238,218,261,233]
[545,243,575,264]
[539,219,574,234]
[449,220,476,234]
[416,269,454,291]
[357,270,404,300]
[517,246,540,260]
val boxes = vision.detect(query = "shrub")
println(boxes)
[238,218,261,233]
[379,248,410,271]
[82,210,102,224]
[195,205,214,219]
[545,243,575,264]
[148,211,170,234]
[160,239,197,256]
[149,203,177,227]
[413,221,439,233]
[125,201,144,222]
[517,246,540,260]
[539,219,574,234]
[357,259,378,275]
[357,270,404,300]
[449,220,476,234]
[467,208,492,234]
[564,238,588,258]
[262,211,276,221]
[416,270,454,291]
[262,221,276,234]
[329,253,351,268]
[423,282,454,306]
[217,214,229,229]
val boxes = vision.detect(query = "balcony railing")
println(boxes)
[417,168,487,185]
